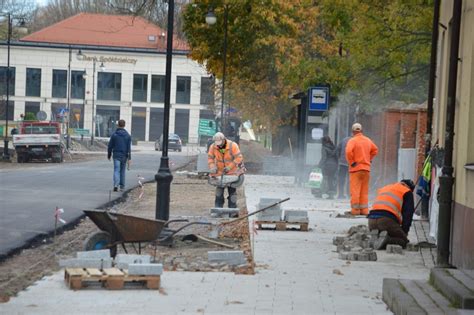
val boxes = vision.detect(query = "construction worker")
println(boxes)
[368,179,416,249]
[345,123,378,215]
[208,132,244,208]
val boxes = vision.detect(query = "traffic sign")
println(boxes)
[308,86,330,111]
[198,119,217,136]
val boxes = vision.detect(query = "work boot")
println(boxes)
[351,209,361,215]
[113,187,118,192]
[361,208,369,215]
[374,231,389,250]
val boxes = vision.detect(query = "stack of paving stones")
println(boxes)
[256,198,283,221]
[333,225,378,262]
[284,210,309,223]
[59,249,113,268]
[60,251,163,277]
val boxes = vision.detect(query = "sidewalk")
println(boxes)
[0,175,431,314]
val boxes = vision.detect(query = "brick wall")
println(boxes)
[359,106,427,187]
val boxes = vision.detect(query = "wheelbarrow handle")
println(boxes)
[221,197,291,226]
[164,219,189,227]
[157,221,212,242]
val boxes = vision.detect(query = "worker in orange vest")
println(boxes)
[368,179,416,249]
[345,123,378,215]
[208,132,244,208]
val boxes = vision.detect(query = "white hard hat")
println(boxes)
[213,132,225,141]
[352,123,362,131]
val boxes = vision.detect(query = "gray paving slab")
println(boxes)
[431,268,474,309]
[448,269,474,291]
[128,263,163,275]
[76,249,110,259]
[400,279,445,314]
[208,251,246,266]
[415,280,456,314]
[59,258,113,269]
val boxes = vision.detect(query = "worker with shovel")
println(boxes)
[208,132,245,208]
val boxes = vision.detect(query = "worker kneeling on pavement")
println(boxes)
[368,179,416,250]
[208,132,244,208]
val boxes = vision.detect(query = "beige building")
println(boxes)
[432,0,474,269]
[0,13,216,144]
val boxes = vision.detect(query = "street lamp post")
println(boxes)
[155,0,174,222]
[206,5,229,133]
[1,13,26,161]
[77,50,105,145]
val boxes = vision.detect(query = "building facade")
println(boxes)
[0,13,215,143]
[432,0,474,269]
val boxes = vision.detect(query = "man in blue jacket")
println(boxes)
[107,119,131,192]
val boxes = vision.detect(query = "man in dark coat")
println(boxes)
[319,136,338,199]
[107,119,131,192]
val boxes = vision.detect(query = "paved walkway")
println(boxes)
[0,175,431,314]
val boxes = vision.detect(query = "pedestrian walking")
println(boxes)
[345,123,378,215]
[107,119,131,192]
[318,136,338,199]
[208,132,244,208]
[368,179,416,249]
[336,136,351,199]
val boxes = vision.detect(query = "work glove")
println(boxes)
[223,166,232,173]
[210,167,217,174]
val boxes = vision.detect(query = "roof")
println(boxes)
[20,13,189,51]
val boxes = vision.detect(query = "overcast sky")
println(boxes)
[35,0,48,6]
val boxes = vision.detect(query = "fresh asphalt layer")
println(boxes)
[0,149,194,258]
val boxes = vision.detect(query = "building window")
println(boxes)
[133,74,148,102]
[0,101,14,120]
[176,76,191,104]
[71,71,85,99]
[52,70,67,98]
[25,102,40,120]
[0,66,15,96]
[26,68,42,97]
[200,77,215,105]
[151,75,165,103]
[97,72,121,101]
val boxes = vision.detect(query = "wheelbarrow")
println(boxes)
[83,209,211,257]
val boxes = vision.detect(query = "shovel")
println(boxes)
[208,197,290,238]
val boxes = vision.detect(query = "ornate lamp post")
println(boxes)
[205,5,229,133]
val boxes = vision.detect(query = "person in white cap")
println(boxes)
[345,123,378,215]
[207,132,244,208]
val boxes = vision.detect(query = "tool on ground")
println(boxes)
[208,197,290,238]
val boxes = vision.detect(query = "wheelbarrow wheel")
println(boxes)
[83,231,117,257]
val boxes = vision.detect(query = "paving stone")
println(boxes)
[333,236,345,246]
[114,254,151,269]
[128,263,163,276]
[76,249,110,259]
[284,210,309,223]
[59,258,113,269]
[386,245,404,254]
[208,250,247,266]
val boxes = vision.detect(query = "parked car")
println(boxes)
[155,133,182,152]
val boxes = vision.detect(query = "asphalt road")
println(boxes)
[0,147,197,258]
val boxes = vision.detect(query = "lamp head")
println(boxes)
[205,10,217,25]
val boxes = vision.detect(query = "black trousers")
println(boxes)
[215,186,237,208]
[337,165,349,197]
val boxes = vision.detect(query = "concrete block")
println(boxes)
[210,208,240,218]
[386,245,404,254]
[59,258,113,269]
[406,243,419,251]
[76,249,110,259]
[208,250,247,266]
[284,210,309,223]
[431,268,474,309]
[128,263,163,276]
[115,254,151,269]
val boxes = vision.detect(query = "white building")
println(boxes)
[0,13,215,143]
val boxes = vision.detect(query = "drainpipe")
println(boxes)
[422,0,441,218]
[437,0,463,267]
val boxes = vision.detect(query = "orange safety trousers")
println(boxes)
[349,171,370,215]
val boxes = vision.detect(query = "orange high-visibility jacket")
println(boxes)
[370,182,411,223]
[345,133,378,173]
[208,140,243,176]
